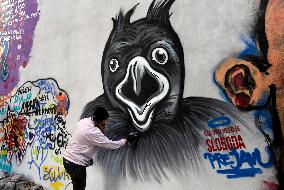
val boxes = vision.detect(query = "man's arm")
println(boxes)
[85,128,127,149]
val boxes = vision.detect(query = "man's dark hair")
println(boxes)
[93,107,109,122]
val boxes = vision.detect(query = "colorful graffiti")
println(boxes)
[78,0,283,189]
[0,150,12,173]
[214,0,284,140]
[0,0,281,190]
[42,165,70,182]
[203,116,273,178]
[214,0,284,187]
[0,78,71,189]
[0,0,40,96]
[3,112,32,164]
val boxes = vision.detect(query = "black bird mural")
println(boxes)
[81,0,253,187]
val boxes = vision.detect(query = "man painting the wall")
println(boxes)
[63,107,130,190]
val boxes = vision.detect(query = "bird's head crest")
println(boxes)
[112,0,175,30]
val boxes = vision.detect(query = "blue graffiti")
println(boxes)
[239,36,262,58]
[34,115,57,148]
[34,115,58,129]
[14,105,21,111]
[28,140,49,180]
[37,80,55,94]
[0,154,12,173]
[207,116,232,129]
[0,107,6,116]
[13,92,33,104]
[254,110,273,133]
[42,166,70,182]
[204,147,273,178]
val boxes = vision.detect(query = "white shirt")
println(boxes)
[63,117,127,166]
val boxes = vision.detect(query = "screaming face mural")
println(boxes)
[81,0,283,189]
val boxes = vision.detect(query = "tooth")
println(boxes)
[231,68,245,79]
[236,89,250,96]
[131,62,145,96]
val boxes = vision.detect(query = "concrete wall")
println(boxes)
[0,0,283,190]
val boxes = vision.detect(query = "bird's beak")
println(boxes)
[115,56,169,131]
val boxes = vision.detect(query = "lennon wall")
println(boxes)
[0,0,283,190]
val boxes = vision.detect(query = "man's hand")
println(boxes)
[127,131,140,145]
[87,159,93,167]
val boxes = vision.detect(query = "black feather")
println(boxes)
[146,0,175,25]
[112,4,139,30]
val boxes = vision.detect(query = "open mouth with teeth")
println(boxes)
[115,56,169,131]
[225,65,256,109]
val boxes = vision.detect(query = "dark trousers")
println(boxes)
[63,158,87,190]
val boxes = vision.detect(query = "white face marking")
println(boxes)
[115,56,169,131]
[151,47,168,65]
[109,58,119,72]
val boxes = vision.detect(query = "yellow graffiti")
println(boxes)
[0,150,7,156]
[51,153,63,164]
[50,181,64,190]
[32,145,39,156]
[42,165,70,181]
[44,103,55,109]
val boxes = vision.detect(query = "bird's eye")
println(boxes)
[151,48,168,65]
[109,59,119,72]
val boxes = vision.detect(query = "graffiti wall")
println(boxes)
[0,0,283,190]
[0,78,71,189]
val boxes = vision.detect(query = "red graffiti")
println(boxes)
[263,180,279,190]
[0,93,11,107]
[4,112,28,163]
[205,135,246,152]
[0,128,4,143]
